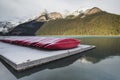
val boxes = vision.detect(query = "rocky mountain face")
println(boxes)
[8,20,44,36]
[36,12,63,21]
[78,7,102,18]
[84,7,102,15]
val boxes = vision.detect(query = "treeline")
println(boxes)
[36,12,120,35]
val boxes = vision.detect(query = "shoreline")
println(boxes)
[0,35,120,38]
[38,35,120,38]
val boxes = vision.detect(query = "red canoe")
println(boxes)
[0,37,80,50]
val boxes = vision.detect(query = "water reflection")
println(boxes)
[0,37,120,79]
[79,38,120,63]
[0,51,91,79]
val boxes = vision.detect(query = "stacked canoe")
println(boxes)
[0,37,80,50]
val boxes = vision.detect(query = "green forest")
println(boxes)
[36,12,120,35]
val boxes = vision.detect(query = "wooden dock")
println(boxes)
[0,42,95,71]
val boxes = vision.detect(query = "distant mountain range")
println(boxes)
[3,7,120,36]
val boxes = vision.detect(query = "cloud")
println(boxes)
[0,0,120,22]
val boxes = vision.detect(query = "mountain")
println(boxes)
[63,7,101,19]
[78,7,102,18]
[8,7,120,36]
[8,12,62,36]
[84,7,102,15]
[36,7,120,35]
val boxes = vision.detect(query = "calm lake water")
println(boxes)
[0,37,120,80]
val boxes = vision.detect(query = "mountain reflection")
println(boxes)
[79,37,120,63]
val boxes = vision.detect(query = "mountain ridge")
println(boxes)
[6,7,120,36]
[36,8,120,35]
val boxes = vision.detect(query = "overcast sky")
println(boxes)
[0,0,120,22]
